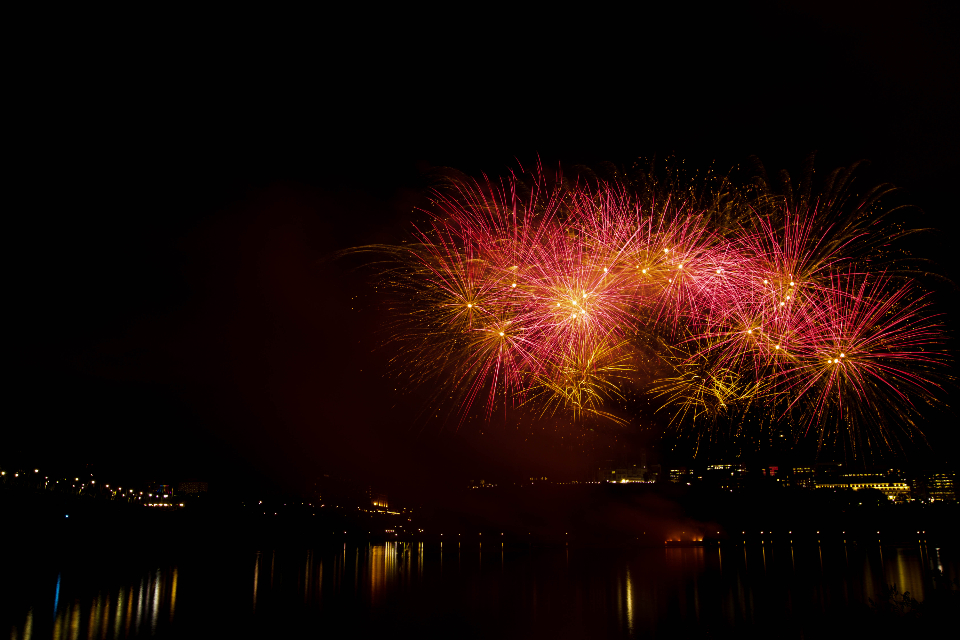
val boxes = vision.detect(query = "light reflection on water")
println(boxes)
[6,543,957,639]
[15,566,178,640]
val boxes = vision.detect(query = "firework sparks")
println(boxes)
[345,160,949,456]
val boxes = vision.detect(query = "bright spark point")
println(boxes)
[361,161,947,454]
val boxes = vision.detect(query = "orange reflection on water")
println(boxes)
[253,551,260,611]
[368,542,399,606]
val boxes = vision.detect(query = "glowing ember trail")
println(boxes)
[345,160,949,456]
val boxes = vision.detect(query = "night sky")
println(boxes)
[9,3,959,502]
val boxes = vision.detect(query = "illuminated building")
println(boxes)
[911,471,957,502]
[311,473,392,510]
[368,488,389,508]
[705,464,746,490]
[599,463,653,483]
[815,478,910,501]
[927,473,956,501]
[176,481,208,495]
[790,467,816,489]
[598,452,654,483]
[705,464,745,474]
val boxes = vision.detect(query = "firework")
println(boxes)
[346,159,949,456]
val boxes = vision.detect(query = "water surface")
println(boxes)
[5,542,955,639]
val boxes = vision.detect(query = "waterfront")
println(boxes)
[4,541,956,639]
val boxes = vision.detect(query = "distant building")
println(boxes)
[153,484,173,496]
[367,487,388,508]
[815,477,910,501]
[790,467,815,489]
[597,450,654,484]
[177,481,208,495]
[814,462,843,480]
[706,464,745,474]
[928,473,956,501]
[599,461,653,483]
[612,467,648,483]
[911,471,956,502]
[705,464,746,490]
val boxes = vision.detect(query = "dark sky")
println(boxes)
[9,2,959,500]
